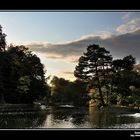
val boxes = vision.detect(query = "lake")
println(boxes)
[0,105,140,129]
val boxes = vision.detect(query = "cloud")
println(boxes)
[116,18,140,34]
[54,71,76,81]
[99,31,112,39]
[122,12,133,20]
[27,29,140,64]
[79,31,112,40]
[63,71,74,75]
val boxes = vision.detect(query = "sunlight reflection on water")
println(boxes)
[42,114,89,128]
[1,106,140,128]
[119,113,140,118]
[38,106,140,128]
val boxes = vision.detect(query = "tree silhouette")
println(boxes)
[74,44,112,106]
[112,55,136,105]
[0,25,6,52]
[50,76,88,105]
[0,25,7,103]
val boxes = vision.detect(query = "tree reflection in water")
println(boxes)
[0,106,140,128]
[0,111,47,128]
[88,106,140,128]
[42,106,89,128]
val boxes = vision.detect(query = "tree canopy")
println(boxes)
[74,44,112,106]
[50,76,89,106]
[0,45,49,104]
[74,44,140,108]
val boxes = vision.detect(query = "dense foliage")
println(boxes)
[0,45,49,104]
[74,44,140,108]
[50,76,89,106]
[74,44,112,106]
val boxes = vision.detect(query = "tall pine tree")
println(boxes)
[74,44,112,106]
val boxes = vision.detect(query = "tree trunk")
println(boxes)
[95,61,106,106]
[97,78,106,106]
[106,91,109,105]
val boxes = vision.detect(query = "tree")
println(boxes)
[123,55,136,71]
[72,79,89,106]
[0,25,7,103]
[0,44,49,104]
[0,25,50,104]
[50,76,88,106]
[0,25,6,52]
[7,45,49,103]
[112,55,136,105]
[74,44,112,106]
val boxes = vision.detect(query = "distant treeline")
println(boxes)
[49,76,89,106]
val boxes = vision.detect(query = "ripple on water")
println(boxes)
[109,123,140,128]
[118,113,140,118]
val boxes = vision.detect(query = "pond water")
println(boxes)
[0,106,140,129]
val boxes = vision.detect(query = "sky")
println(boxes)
[0,11,140,81]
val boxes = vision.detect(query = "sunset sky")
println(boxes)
[0,11,140,81]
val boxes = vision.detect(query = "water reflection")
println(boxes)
[0,111,47,128]
[0,106,140,128]
[88,106,120,128]
[42,106,89,128]
[88,106,140,128]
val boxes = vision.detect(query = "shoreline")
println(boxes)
[0,103,139,114]
[89,105,140,114]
